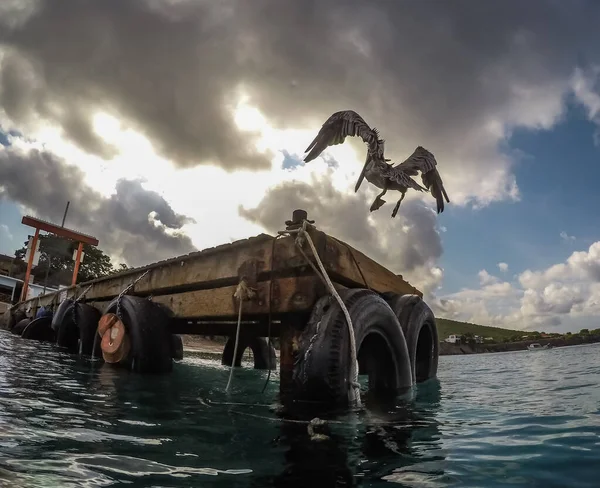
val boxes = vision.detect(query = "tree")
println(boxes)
[580,328,589,335]
[14,234,125,285]
[463,332,475,345]
[115,263,130,273]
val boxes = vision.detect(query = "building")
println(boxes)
[0,275,58,305]
[445,334,462,344]
[0,254,21,277]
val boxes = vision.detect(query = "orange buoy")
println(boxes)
[98,313,119,337]
[98,313,131,364]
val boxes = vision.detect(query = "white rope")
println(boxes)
[225,279,256,392]
[279,220,362,408]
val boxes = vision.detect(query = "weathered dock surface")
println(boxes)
[10,225,421,337]
[3,211,438,408]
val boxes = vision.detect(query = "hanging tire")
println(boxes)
[293,289,413,406]
[171,334,184,361]
[384,293,439,383]
[221,336,277,369]
[53,299,102,357]
[103,295,173,374]
[21,316,55,342]
[6,310,27,331]
[11,318,31,335]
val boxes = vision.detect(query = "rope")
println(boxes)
[279,220,362,408]
[116,269,150,320]
[262,235,282,393]
[225,279,256,392]
[74,284,94,303]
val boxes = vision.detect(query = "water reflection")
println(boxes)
[252,380,446,487]
[0,331,453,487]
[9,334,598,486]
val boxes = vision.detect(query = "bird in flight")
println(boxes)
[303,110,450,217]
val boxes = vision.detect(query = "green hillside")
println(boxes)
[435,317,525,342]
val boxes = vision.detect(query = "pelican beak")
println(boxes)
[355,155,369,193]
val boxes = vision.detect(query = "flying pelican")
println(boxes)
[303,110,450,217]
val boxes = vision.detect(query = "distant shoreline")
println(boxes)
[439,334,600,355]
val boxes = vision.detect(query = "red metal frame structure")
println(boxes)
[20,216,99,301]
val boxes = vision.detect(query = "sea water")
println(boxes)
[0,330,598,487]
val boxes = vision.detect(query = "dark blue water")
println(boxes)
[0,330,598,487]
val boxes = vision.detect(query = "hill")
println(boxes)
[435,317,524,342]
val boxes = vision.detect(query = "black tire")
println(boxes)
[51,299,72,333]
[12,318,31,335]
[171,334,184,361]
[53,299,102,357]
[21,316,55,342]
[221,336,277,369]
[104,295,173,374]
[384,294,439,383]
[6,310,27,331]
[293,289,413,406]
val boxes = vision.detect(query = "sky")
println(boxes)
[1,0,600,333]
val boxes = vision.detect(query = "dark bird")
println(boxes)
[303,110,450,217]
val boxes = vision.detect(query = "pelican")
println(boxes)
[303,110,450,217]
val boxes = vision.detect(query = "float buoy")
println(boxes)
[98,313,130,364]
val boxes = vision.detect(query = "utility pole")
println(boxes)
[61,201,70,227]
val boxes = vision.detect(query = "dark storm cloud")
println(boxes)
[0,146,196,266]
[239,175,443,292]
[1,0,599,181]
[0,0,269,169]
[2,0,600,297]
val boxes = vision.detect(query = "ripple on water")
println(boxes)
[0,332,598,487]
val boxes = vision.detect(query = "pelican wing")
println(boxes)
[303,110,382,163]
[393,146,450,213]
[383,167,427,192]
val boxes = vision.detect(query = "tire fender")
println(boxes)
[53,299,102,357]
[222,336,277,369]
[385,294,439,383]
[171,334,184,361]
[293,289,413,406]
[104,295,173,374]
[21,316,55,342]
[11,318,31,335]
[5,310,27,331]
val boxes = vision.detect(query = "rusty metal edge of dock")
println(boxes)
[10,233,275,308]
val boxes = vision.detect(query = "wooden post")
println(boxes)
[21,228,40,302]
[279,209,313,403]
[72,242,84,286]
[279,316,303,403]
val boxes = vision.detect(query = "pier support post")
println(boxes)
[279,209,316,403]
[279,314,306,403]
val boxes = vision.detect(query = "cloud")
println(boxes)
[239,174,444,297]
[438,241,600,331]
[1,0,599,209]
[478,269,500,286]
[0,223,13,241]
[0,1,272,171]
[1,0,600,329]
[560,230,576,242]
[498,262,509,272]
[571,65,600,143]
[0,145,196,266]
